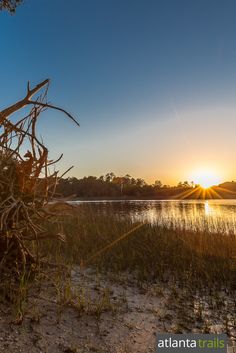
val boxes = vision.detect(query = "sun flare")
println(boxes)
[192,169,221,189]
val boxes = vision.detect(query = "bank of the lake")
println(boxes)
[1,201,236,353]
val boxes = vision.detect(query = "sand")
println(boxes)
[0,267,235,353]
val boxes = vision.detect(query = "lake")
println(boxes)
[71,199,236,234]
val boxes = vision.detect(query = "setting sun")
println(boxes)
[192,169,221,189]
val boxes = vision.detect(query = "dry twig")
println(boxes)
[0,79,78,280]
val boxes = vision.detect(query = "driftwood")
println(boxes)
[0,79,79,280]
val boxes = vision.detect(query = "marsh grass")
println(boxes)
[1,203,235,348]
[41,203,236,290]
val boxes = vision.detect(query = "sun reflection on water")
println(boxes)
[127,200,236,234]
[204,201,211,216]
[75,199,236,235]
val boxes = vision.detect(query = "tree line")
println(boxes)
[56,172,197,199]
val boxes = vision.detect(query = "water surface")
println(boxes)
[71,199,236,234]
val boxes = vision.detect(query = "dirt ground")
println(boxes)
[0,267,235,353]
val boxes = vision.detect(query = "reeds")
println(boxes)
[42,203,236,290]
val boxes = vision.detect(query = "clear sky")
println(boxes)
[1,0,236,184]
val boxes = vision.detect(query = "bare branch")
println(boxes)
[29,101,80,127]
[0,79,49,122]
[0,79,79,281]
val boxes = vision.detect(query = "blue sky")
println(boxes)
[1,0,236,183]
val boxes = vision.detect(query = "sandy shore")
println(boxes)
[0,268,235,353]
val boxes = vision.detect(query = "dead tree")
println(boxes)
[0,79,79,280]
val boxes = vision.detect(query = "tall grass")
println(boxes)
[41,203,236,290]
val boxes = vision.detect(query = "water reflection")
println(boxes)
[72,199,236,235]
[204,201,211,216]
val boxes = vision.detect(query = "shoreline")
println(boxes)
[1,267,235,353]
[62,197,236,202]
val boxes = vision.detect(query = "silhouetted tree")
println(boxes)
[136,178,146,187]
[154,180,162,188]
[105,172,115,183]
[177,181,190,188]
[56,174,226,199]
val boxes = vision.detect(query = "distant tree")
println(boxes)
[124,174,131,184]
[105,172,115,183]
[130,177,136,185]
[136,178,146,187]
[0,0,23,12]
[177,181,190,188]
[154,180,162,188]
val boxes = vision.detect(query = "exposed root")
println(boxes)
[0,79,78,283]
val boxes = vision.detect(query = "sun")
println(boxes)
[192,169,221,189]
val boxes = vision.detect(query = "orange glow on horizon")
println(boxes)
[190,168,222,189]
